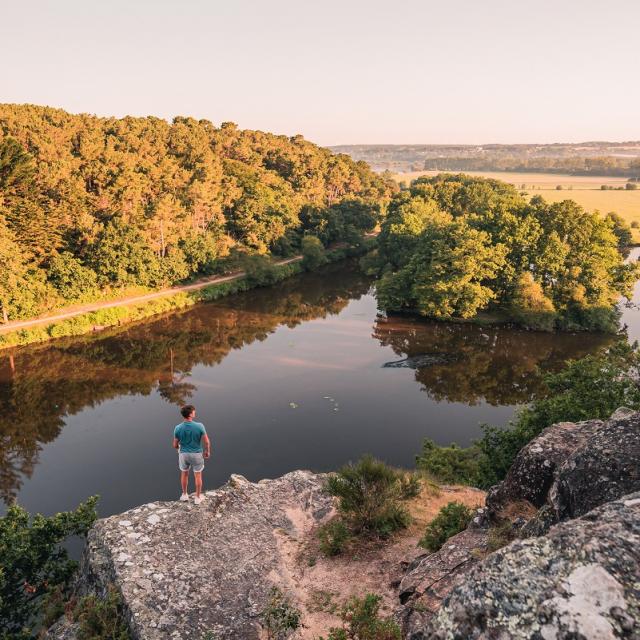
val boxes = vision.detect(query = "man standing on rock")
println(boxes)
[172,405,211,504]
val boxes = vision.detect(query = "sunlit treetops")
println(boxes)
[372,173,638,332]
[0,104,396,320]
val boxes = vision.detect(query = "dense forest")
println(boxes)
[0,104,395,322]
[369,174,639,332]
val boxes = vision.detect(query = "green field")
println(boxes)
[395,170,640,241]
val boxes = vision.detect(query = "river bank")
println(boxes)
[0,241,373,350]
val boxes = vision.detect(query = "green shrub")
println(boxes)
[320,594,401,640]
[261,587,301,640]
[0,497,98,636]
[398,472,421,499]
[74,586,131,640]
[416,439,482,486]
[418,501,474,552]
[242,254,281,287]
[301,235,327,270]
[324,455,410,537]
[318,519,352,557]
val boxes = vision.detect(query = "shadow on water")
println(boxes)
[0,258,618,514]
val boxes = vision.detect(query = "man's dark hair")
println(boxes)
[180,405,196,419]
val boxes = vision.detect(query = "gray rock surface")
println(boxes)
[549,409,640,522]
[485,418,604,517]
[421,493,640,640]
[49,471,332,640]
[488,407,640,534]
[396,528,487,637]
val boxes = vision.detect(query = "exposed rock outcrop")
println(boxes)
[400,407,640,636]
[485,418,604,517]
[422,493,640,640]
[50,471,333,640]
[47,408,640,639]
[549,408,640,522]
[487,407,640,534]
[397,527,488,636]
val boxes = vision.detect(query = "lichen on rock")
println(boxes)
[421,493,640,640]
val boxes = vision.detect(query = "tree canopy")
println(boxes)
[0,104,395,321]
[373,174,638,331]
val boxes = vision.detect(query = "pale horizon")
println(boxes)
[2,0,639,146]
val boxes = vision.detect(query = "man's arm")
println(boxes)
[202,434,211,458]
[173,437,180,450]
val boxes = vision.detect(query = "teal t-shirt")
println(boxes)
[174,421,206,453]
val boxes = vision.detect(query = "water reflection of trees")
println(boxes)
[374,315,613,406]
[0,262,372,503]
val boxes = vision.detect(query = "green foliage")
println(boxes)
[605,211,633,249]
[74,586,131,640]
[0,496,98,636]
[324,455,410,537]
[242,254,282,287]
[397,472,421,499]
[417,340,640,489]
[319,594,401,640]
[374,174,639,331]
[509,271,556,331]
[179,232,222,275]
[301,235,327,270]
[89,219,162,288]
[0,104,394,320]
[418,502,474,552]
[47,252,99,300]
[416,439,483,486]
[261,587,302,640]
[0,137,35,194]
[317,519,352,557]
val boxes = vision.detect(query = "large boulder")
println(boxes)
[485,418,604,517]
[50,471,333,640]
[487,407,640,533]
[549,410,640,522]
[421,493,640,640]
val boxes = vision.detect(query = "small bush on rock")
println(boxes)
[398,472,421,499]
[324,455,410,538]
[261,587,302,640]
[418,501,474,552]
[318,593,401,640]
[318,519,352,556]
[74,586,131,640]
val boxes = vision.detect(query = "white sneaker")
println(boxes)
[179,493,189,502]
[194,495,205,505]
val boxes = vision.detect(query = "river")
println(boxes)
[2,251,639,519]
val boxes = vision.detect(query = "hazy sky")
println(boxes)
[2,0,638,145]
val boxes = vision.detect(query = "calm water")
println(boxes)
[3,251,639,519]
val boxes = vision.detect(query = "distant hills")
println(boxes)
[329,142,640,176]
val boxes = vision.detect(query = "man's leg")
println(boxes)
[181,470,189,495]
[194,471,202,498]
